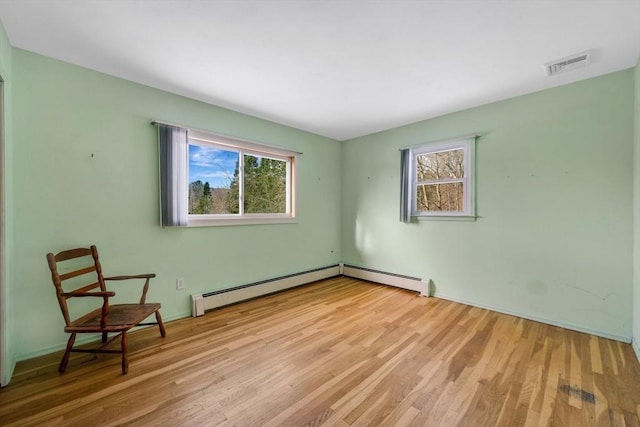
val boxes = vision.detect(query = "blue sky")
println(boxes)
[189,145,238,189]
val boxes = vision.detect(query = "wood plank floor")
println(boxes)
[1,277,639,426]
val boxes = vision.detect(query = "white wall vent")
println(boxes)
[544,50,593,76]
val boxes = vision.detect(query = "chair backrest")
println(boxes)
[46,245,107,327]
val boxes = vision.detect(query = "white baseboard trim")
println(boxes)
[633,338,640,364]
[0,354,15,387]
[434,291,631,343]
[17,312,191,363]
[192,265,341,315]
[18,334,101,362]
[15,270,636,368]
[342,264,429,296]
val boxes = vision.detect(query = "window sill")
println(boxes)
[413,215,477,222]
[186,216,298,227]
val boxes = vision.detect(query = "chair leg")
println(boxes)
[155,310,166,337]
[121,331,128,375]
[102,332,108,343]
[59,333,76,373]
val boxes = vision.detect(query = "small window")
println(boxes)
[187,131,296,226]
[409,138,475,218]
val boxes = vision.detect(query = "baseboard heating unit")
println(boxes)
[191,264,341,316]
[341,264,429,297]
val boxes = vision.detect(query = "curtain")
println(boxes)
[400,149,411,223]
[157,124,188,227]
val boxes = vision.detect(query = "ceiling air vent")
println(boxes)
[544,49,594,76]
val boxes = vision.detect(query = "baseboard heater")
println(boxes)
[191,264,341,316]
[341,264,429,297]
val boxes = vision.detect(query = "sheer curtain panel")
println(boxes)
[157,123,188,227]
[400,149,411,223]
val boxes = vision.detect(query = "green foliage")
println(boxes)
[189,180,230,214]
[244,156,286,214]
[189,180,205,214]
[225,158,241,214]
[191,155,287,215]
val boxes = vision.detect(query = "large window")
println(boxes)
[157,123,297,227]
[404,137,476,219]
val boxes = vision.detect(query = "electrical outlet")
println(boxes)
[176,277,185,290]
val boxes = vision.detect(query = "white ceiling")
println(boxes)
[0,1,639,141]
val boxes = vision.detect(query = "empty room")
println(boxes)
[0,0,639,425]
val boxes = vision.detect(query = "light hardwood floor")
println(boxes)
[1,277,639,426]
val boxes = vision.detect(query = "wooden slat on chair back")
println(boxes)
[46,245,107,327]
[53,247,93,262]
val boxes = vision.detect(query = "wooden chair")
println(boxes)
[46,245,166,374]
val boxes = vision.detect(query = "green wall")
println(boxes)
[11,49,342,360]
[634,58,640,359]
[341,70,635,340]
[5,44,639,372]
[0,18,13,386]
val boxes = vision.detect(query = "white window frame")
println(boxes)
[186,129,298,227]
[409,137,476,218]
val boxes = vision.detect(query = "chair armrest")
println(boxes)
[61,291,114,329]
[103,273,157,304]
[61,291,116,298]
[103,274,156,281]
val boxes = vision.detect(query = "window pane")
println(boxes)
[243,154,287,214]
[416,182,464,212]
[189,144,239,214]
[416,149,464,182]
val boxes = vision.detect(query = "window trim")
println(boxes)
[409,137,476,218]
[186,129,299,227]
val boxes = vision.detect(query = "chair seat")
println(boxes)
[66,303,162,333]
